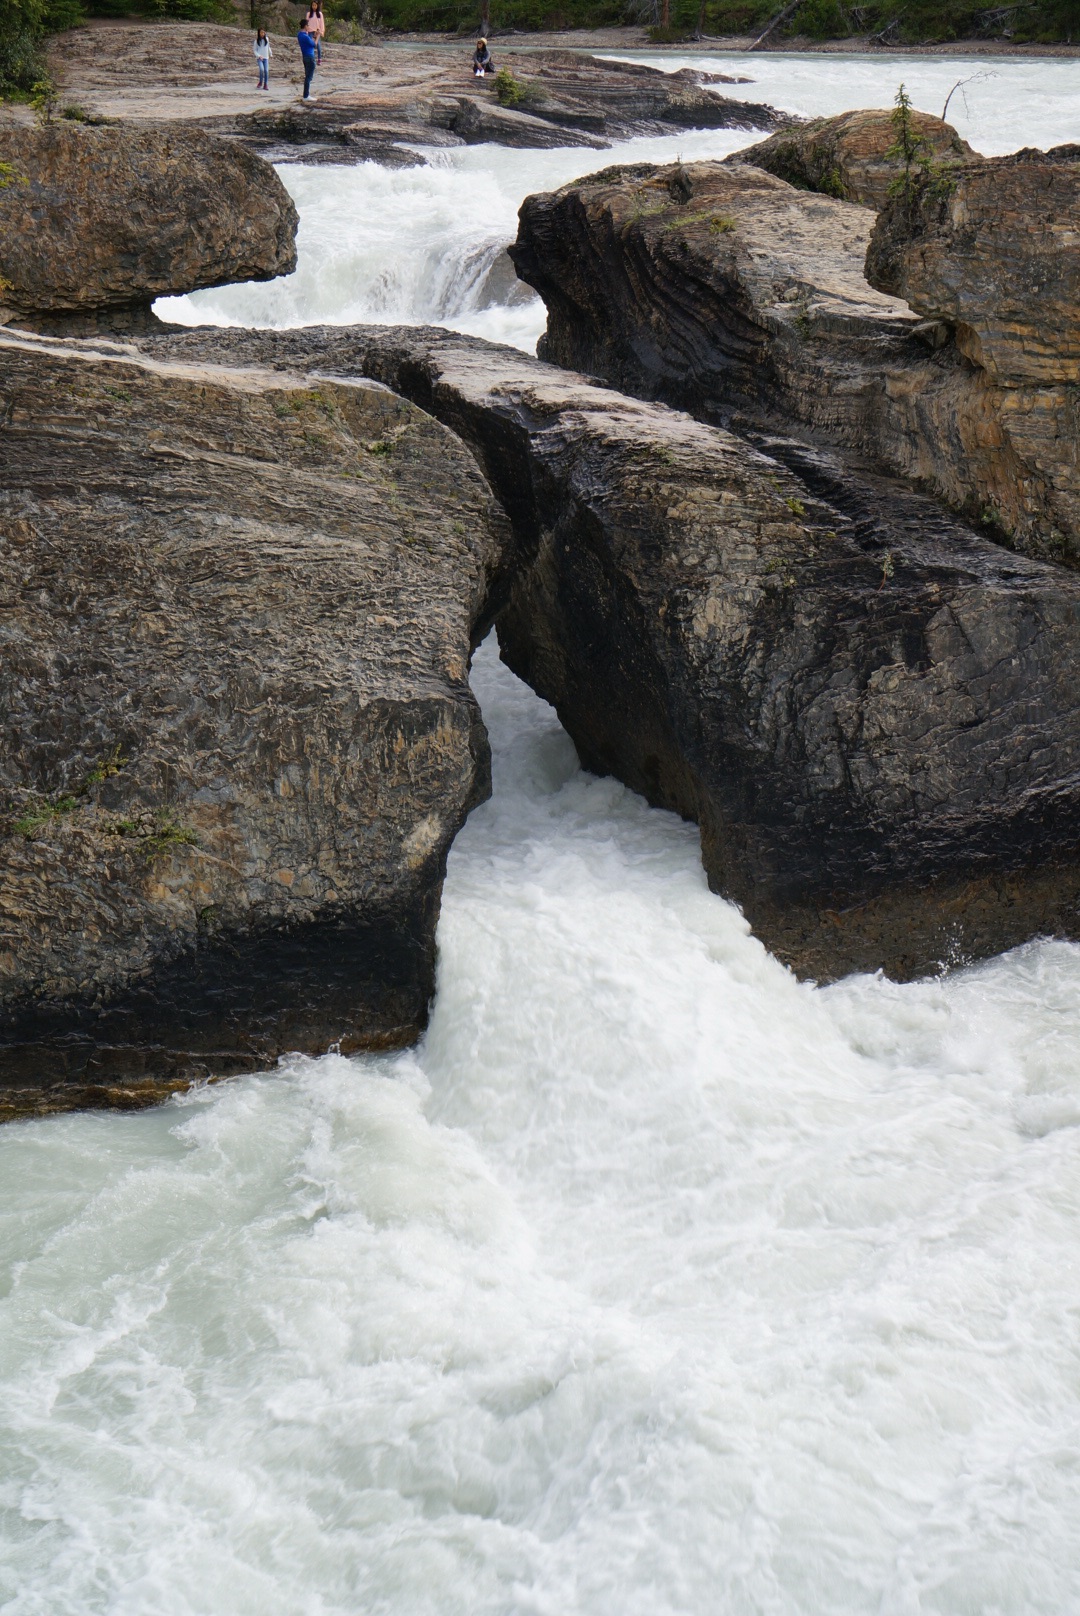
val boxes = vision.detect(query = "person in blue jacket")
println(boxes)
[297,22,317,100]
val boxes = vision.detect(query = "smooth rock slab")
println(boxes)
[0,122,297,327]
[0,329,507,1119]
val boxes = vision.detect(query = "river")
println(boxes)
[4,53,1080,1616]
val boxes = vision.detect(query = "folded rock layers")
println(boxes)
[0,329,507,1119]
[141,325,1080,986]
[511,155,1080,565]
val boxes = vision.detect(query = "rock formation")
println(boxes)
[0,328,508,1121]
[217,56,789,162]
[740,108,975,211]
[210,57,788,163]
[0,123,297,332]
[41,25,790,167]
[511,156,1080,564]
[865,143,1080,384]
[139,325,1080,988]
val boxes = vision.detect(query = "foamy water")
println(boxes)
[159,51,1076,350]
[4,643,1080,1614]
[9,54,1080,1615]
[602,50,1080,155]
[158,126,761,350]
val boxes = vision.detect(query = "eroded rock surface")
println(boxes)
[740,108,976,211]
[866,144,1080,383]
[0,122,296,330]
[512,158,1080,563]
[39,25,788,165]
[0,328,507,1120]
[140,324,1080,985]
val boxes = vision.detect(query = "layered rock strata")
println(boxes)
[740,108,976,211]
[0,123,297,332]
[865,143,1080,384]
[511,157,1080,564]
[0,328,507,1120]
[142,324,1080,985]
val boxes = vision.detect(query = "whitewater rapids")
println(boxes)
[158,51,1080,351]
[4,643,1080,1614]
[5,52,1080,1616]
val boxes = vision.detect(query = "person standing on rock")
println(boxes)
[297,20,317,101]
[253,28,272,90]
[305,1,325,64]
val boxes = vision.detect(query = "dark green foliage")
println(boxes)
[494,62,524,99]
[790,0,847,36]
[0,26,42,91]
[781,0,1073,41]
[0,4,47,93]
[142,0,233,22]
[365,0,1073,39]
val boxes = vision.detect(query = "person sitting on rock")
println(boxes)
[472,37,495,75]
[253,28,272,90]
[305,1,325,64]
[297,21,317,100]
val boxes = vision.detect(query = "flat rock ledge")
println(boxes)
[211,58,790,166]
[143,324,1080,988]
[0,328,507,1121]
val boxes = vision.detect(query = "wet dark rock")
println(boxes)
[427,93,608,150]
[0,328,508,1121]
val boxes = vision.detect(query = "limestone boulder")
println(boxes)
[865,144,1080,384]
[740,108,976,212]
[0,122,296,327]
[0,328,507,1120]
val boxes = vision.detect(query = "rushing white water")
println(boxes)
[11,52,1080,1614]
[602,50,1080,154]
[159,51,1077,349]
[5,641,1080,1614]
[158,125,761,350]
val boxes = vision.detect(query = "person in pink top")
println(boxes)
[304,2,324,63]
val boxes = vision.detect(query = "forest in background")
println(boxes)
[0,0,1073,98]
[366,0,1075,41]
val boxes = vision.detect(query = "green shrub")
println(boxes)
[494,64,524,103]
[0,18,45,93]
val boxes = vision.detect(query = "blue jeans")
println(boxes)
[302,55,315,95]
[257,58,268,86]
